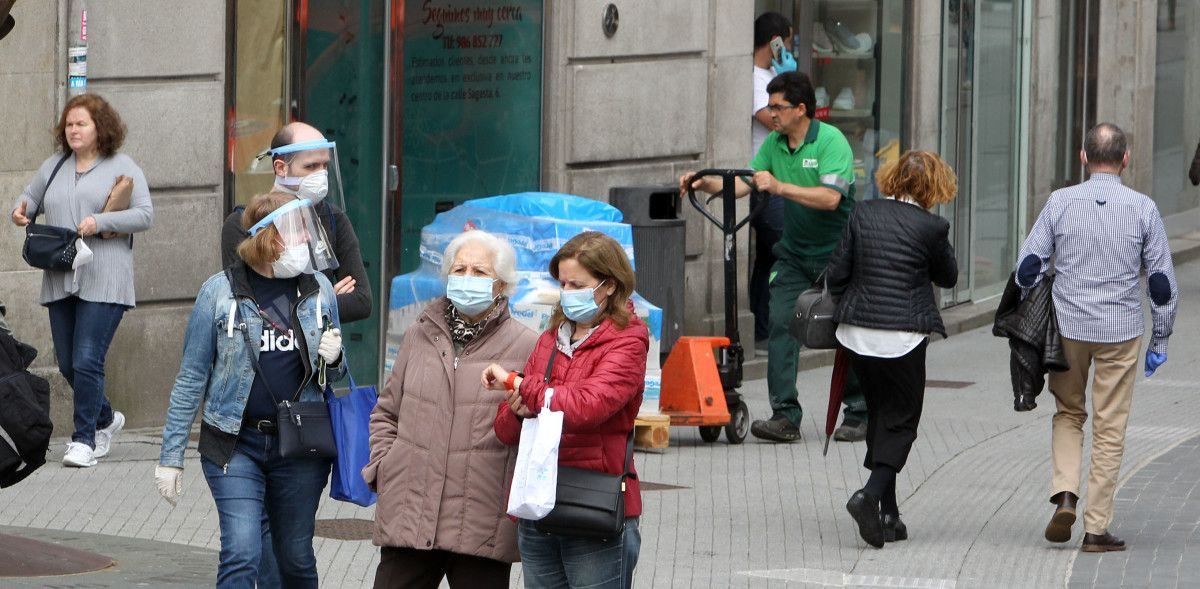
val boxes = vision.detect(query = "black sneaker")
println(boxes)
[750,415,801,442]
[833,418,867,442]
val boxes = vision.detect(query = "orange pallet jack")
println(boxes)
[659,169,767,444]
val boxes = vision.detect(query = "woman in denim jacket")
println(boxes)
[156,192,346,588]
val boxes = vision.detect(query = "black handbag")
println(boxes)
[533,350,634,539]
[238,307,336,459]
[789,273,840,349]
[22,153,79,272]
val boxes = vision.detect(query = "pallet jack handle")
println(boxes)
[683,169,770,234]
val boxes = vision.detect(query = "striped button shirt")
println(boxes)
[1015,173,1177,354]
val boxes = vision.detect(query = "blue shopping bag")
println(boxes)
[326,374,378,507]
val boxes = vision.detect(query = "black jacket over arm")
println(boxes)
[992,273,1068,411]
[220,200,373,323]
[826,198,958,337]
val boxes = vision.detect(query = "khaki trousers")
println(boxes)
[1048,336,1141,535]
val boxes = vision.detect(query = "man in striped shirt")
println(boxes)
[1015,123,1178,553]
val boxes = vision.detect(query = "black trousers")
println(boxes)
[848,339,928,472]
[373,546,511,589]
[749,221,782,342]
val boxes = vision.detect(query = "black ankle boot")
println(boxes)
[881,513,907,542]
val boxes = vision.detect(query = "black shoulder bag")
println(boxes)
[789,272,839,349]
[22,153,79,272]
[236,296,336,459]
[534,349,634,540]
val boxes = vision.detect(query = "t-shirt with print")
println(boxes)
[749,119,856,260]
[245,269,304,421]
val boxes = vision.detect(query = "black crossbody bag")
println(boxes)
[534,349,634,540]
[237,302,336,459]
[22,153,79,272]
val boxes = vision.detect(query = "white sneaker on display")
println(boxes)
[93,410,125,458]
[812,25,835,55]
[815,86,830,109]
[832,88,856,111]
[851,32,874,55]
[63,442,97,468]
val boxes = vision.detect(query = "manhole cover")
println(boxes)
[641,481,689,491]
[314,518,374,540]
[926,379,973,389]
[0,533,115,577]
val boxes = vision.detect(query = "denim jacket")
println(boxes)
[159,262,346,468]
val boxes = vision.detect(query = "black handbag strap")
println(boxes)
[542,347,636,477]
[28,152,71,226]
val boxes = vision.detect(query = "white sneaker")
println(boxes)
[812,25,835,55]
[833,88,856,110]
[63,442,97,468]
[815,86,830,109]
[93,411,125,458]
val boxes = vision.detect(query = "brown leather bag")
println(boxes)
[99,175,133,239]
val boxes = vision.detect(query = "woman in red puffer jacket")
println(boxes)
[486,231,648,589]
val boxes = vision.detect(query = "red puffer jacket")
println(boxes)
[495,306,649,517]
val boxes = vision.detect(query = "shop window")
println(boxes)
[225,1,293,210]
[1152,0,1199,218]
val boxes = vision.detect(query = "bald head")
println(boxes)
[269,122,330,182]
[270,122,325,152]
[1083,122,1129,173]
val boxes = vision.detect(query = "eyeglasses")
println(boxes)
[765,103,798,113]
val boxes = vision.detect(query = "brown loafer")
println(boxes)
[1081,532,1126,552]
[1044,491,1077,543]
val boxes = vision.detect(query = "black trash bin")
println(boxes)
[609,186,686,358]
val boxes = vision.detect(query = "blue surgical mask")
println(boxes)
[446,275,498,317]
[560,281,606,324]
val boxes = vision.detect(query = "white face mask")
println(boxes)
[297,170,329,204]
[272,244,311,278]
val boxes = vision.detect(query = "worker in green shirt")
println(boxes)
[680,71,867,443]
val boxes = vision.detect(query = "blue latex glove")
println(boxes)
[771,50,797,74]
[1145,351,1166,377]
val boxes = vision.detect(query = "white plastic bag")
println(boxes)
[507,389,563,520]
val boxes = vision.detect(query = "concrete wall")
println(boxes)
[1095,0,1157,196]
[541,0,755,345]
[0,1,226,436]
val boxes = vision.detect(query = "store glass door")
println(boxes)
[775,0,907,200]
[940,0,1027,304]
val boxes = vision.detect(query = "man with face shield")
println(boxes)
[220,122,372,324]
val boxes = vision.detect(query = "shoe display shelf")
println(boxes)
[808,0,884,196]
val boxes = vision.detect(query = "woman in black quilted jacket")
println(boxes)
[825,150,958,549]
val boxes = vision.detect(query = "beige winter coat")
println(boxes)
[363,298,537,563]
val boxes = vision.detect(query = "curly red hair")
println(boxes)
[53,93,127,157]
[875,150,958,209]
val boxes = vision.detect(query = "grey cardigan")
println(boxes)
[13,152,153,307]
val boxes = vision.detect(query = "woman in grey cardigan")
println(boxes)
[10,93,153,468]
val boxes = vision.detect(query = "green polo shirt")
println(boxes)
[748,119,856,260]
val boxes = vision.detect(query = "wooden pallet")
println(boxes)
[634,414,671,449]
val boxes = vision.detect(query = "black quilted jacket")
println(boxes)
[826,198,958,337]
[992,273,1069,412]
[1190,139,1200,187]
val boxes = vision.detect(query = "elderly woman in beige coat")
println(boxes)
[364,230,538,589]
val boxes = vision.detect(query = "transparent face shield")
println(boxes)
[257,139,347,212]
[247,198,340,273]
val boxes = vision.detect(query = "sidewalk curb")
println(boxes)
[742,234,1200,381]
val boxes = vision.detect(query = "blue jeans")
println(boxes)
[47,296,125,448]
[517,518,640,589]
[201,428,331,589]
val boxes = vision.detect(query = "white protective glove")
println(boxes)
[155,465,183,507]
[318,328,343,365]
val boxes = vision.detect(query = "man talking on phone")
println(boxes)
[747,12,796,361]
